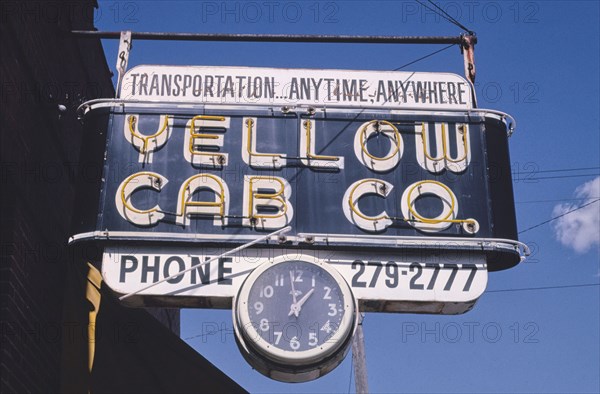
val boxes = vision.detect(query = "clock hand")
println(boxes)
[288,304,299,317]
[293,288,315,316]
[289,271,298,304]
[288,288,314,317]
[288,271,299,317]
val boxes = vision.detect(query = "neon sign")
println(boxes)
[73,66,522,272]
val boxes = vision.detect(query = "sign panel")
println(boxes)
[120,65,473,110]
[79,106,518,260]
[102,246,487,314]
[73,65,521,313]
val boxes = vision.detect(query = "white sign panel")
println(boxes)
[120,65,473,110]
[102,246,487,314]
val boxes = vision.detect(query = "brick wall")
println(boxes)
[1,2,113,392]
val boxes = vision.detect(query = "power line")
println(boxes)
[325,41,456,149]
[518,198,600,234]
[426,0,474,33]
[415,0,474,34]
[533,166,600,174]
[394,44,457,70]
[486,283,600,293]
[521,173,599,181]
[184,327,229,341]
[516,197,600,204]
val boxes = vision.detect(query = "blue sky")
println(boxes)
[96,1,599,392]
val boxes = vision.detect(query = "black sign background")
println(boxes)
[74,104,519,271]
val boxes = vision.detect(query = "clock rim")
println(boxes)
[233,254,356,366]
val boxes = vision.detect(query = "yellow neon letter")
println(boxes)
[354,120,403,172]
[342,178,393,232]
[176,173,229,227]
[415,122,470,173]
[242,176,294,229]
[300,119,344,169]
[115,172,167,226]
[184,115,230,167]
[124,114,172,163]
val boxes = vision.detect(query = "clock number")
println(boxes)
[274,331,282,345]
[351,260,367,288]
[323,286,332,300]
[385,262,398,288]
[409,263,424,290]
[259,318,269,332]
[308,332,318,347]
[293,270,304,282]
[254,301,264,315]
[290,336,300,350]
[260,285,274,298]
[328,303,338,316]
[275,274,284,287]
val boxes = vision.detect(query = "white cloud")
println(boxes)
[551,176,600,253]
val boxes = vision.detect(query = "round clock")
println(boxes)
[233,254,357,382]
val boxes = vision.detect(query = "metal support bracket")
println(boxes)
[461,33,476,84]
[461,33,477,108]
[115,30,132,98]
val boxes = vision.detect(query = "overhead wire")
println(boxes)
[516,197,600,204]
[415,0,474,34]
[316,36,460,156]
[184,327,229,341]
[521,173,599,181]
[392,0,477,71]
[514,166,599,200]
[518,198,600,234]
[394,44,457,70]
[300,43,453,169]
[390,0,468,71]
[426,0,474,33]
[532,166,600,174]
[486,283,600,293]
[504,165,599,291]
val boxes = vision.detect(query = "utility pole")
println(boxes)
[352,314,368,394]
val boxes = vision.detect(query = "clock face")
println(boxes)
[235,257,356,367]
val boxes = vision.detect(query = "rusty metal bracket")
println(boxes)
[115,31,132,98]
[461,33,477,108]
[461,33,477,84]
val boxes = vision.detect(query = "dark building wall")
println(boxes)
[146,308,181,337]
[1,2,113,391]
[0,1,177,392]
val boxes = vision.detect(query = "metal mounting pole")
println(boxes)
[115,31,132,98]
[352,314,369,394]
[71,30,468,45]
